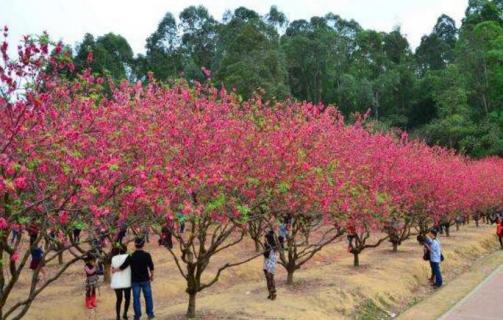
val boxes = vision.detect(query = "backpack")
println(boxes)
[422,249,430,261]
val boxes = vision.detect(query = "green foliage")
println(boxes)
[215,7,289,100]
[74,32,134,81]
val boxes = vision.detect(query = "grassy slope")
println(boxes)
[12,224,499,320]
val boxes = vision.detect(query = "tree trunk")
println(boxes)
[392,242,398,252]
[186,292,197,318]
[58,251,63,265]
[254,239,261,253]
[353,252,360,267]
[286,270,294,285]
[103,262,111,283]
[445,226,450,237]
[456,222,460,231]
[475,219,480,227]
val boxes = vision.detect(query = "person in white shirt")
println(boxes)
[111,245,131,320]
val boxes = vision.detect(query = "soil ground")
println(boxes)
[9,223,500,320]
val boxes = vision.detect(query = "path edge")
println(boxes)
[437,261,503,320]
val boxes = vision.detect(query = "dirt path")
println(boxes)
[398,248,503,320]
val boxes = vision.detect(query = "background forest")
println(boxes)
[66,0,503,157]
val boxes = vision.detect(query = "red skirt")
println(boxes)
[30,258,41,270]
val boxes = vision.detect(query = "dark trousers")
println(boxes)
[431,262,443,287]
[10,230,20,245]
[71,229,81,243]
[263,270,276,296]
[498,234,503,248]
[114,288,131,319]
[278,236,285,249]
[86,285,96,298]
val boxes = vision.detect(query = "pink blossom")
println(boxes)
[14,177,28,190]
[10,252,19,262]
[0,218,8,229]
[59,211,69,225]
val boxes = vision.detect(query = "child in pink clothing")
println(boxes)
[84,256,99,310]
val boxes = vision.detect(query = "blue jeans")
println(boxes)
[431,262,443,287]
[132,281,154,319]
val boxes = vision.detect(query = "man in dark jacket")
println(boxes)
[113,237,155,320]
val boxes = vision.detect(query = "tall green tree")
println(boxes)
[143,12,183,81]
[215,7,289,100]
[74,33,134,81]
[179,6,219,81]
[416,15,458,73]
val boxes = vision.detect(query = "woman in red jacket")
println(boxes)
[496,217,503,249]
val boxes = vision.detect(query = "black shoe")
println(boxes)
[122,315,128,320]
[270,293,277,300]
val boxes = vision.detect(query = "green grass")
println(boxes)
[354,299,391,320]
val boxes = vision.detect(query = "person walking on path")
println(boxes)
[263,229,278,300]
[113,237,155,320]
[425,229,443,288]
[111,245,131,320]
[496,217,503,249]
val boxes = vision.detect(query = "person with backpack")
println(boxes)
[417,234,434,283]
[263,229,278,300]
[424,229,443,288]
[113,237,155,320]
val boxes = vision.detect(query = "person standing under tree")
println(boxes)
[425,229,443,288]
[278,222,287,250]
[263,229,278,300]
[113,237,155,320]
[159,220,173,249]
[115,224,128,245]
[417,234,434,283]
[111,244,131,320]
[84,255,99,316]
[496,217,503,249]
[29,245,46,282]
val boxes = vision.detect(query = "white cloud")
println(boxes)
[0,0,468,54]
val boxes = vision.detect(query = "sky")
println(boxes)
[0,0,468,55]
